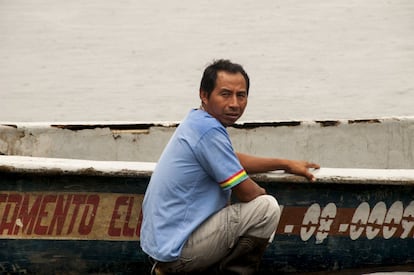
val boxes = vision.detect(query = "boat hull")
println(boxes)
[1,165,414,274]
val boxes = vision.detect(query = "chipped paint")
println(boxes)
[232,121,302,129]
[348,119,382,124]
[50,122,179,131]
[316,120,341,127]
[1,124,18,129]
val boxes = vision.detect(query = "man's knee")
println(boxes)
[255,195,281,234]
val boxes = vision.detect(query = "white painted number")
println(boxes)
[297,200,414,243]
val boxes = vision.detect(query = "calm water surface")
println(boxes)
[1,0,413,123]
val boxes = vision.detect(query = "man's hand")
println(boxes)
[284,160,320,182]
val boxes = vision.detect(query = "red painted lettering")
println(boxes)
[14,195,42,235]
[34,195,57,235]
[135,209,143,238]
[48,195,73,235]
[108,196,127,236]
[122,196,135,237]
[0,194,22,235]
[78,195,99,235]
[67,195,86,234]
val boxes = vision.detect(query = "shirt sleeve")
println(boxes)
[194,127,248,190]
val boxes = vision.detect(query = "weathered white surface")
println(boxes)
[230,117,414,169]
[261,168,414,185]
[0,155,155,177]
[1,155,414,185]
[1,117,414,169]
[313,168,414,183]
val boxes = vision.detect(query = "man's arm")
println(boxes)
[232,153,319,202]
[236,152,320,182]
[232,177,266,202]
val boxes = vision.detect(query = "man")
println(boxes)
[140,59,319,274]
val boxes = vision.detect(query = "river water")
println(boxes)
[1,2,414,274]
[1,0,414,123]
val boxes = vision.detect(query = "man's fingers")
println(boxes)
[304,165,318,182]
[305,171,316,182]
[288,161,320,182]
[306,162,320,169]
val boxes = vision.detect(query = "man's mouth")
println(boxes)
[226,113,239,118]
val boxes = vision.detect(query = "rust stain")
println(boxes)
[0,165,15,172]
[0,165,65,175]
[0,124,18,129]
[316,120,341,127]
[348,119,381,124]
[232,121,301,129]
[50,123,178,131]
[111,129,150,135]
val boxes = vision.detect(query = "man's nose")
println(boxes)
[228,95,240,108]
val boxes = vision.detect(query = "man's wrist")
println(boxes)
[274,159,291,171]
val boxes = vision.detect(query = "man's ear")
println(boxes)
[199,90,208,104]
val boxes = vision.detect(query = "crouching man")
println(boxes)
[140,59,319,274]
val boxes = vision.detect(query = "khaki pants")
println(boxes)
[156,195,281,273]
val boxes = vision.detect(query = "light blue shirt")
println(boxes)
[140,109,248,262]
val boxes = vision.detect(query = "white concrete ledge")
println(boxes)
[1,117,414,169]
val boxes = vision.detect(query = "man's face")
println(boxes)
[200,71,248,126]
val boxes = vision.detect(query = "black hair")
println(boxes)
[199,59,250,97]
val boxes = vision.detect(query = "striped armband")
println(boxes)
[219,169,248,190]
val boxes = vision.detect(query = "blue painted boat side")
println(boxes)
[0,170,414,273]
[264,182,414,272]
